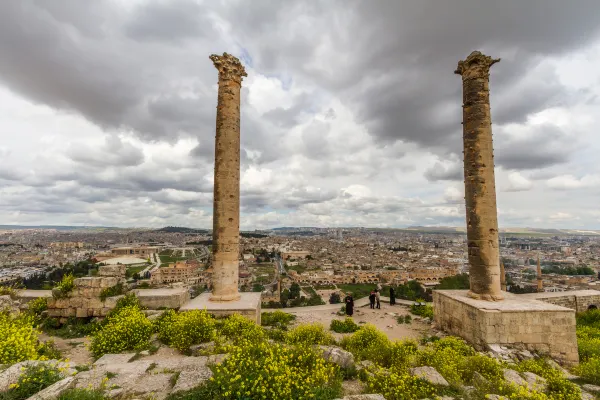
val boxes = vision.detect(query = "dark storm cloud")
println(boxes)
[67,136,145,167]
[124,0,210,43]
[2,0,599,160]
[424,162,463,182]
[495,124,577,170]
[225,0,600,156]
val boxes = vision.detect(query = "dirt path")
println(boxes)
[39,333,93,365]
[289,302,431,341]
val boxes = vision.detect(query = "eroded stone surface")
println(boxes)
[409,366,449,386]
[319,345,355,369]
[503,369,527,387]
[455,51,502,301]
[27,376,75,400]
[171,369,213,394]
[209,52,246,302]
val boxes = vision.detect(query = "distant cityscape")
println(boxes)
[1,225,599,307]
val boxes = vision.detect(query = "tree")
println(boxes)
[252,284,265,292]
[289,283,301,299]
[436,274,469,290]
[329,292,341,304]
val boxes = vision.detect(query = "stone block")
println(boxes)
[75,308,88,318]
[28,376,76,400]
[133,288,190,310]
[98,264,126,277]
[180,292,261,324]
[104,295,124,309]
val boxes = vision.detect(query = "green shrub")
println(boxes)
[263,327,287,342]
[90,305,153,358]
[0,286,17,298]
[107,293,143,317]
[52,274,74,299]
[410,303,434,319]
[576,309,600,327]
[208,341,341,399]
[37,341,62,360]
[330,318,360,333]
[99,283,125,301]
[365,367,436,400]
[576,356,600,385]
[27,298,48,317]
[286,323,334,346]
[219,314,264,344]
[388,340,419,371]
[40,317,100,339]
[340,324,391,366]
[514,358,563,381]
[6,363,64,400]
[261,311,296,328]
[154,309,178,343]
[0,313,41,364]
[156,310,215,352]
[57,389,106,400]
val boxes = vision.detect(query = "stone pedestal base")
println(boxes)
[179,292,261,324]
[133,288,190,310]
[433,290,579,365]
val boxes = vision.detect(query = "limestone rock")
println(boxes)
[581,392,595,400]
[0,360,72,392]
[546,359,579,379]
[171,369,213,394]
[129,372,172,396]
[503,369,527,387]
[334,395,386,400]
[0,295,20,315]
[582,384,600,394]
[94,353,136,366]
[409,366,449,386]
[190,341,216,356]
[319,346,355,369]
[522,371,547,392]
[27,376,75,400]
[485,396,506,400]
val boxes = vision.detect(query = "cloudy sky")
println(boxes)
[1,0,600,229]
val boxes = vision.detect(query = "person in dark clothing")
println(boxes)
[375,289,381,309]
[344,294,354,316]
[389,287,396,306]
[369,290,376,309]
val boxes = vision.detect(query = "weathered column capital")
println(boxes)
[210,52,247,85]
[454,51,500,78]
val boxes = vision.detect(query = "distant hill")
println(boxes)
[155,226,209,234]
[0,225,118,231]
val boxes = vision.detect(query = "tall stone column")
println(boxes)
[209,53,246,302]
[455,51,503,301]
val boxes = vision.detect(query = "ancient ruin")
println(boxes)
[179,53,261,322]
[454,51,503,301]
[433,51,580,365]
[209,52,246,302]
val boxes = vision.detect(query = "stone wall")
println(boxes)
[520,290,600,313]
[46,265,126,320]
[434,290,579,365]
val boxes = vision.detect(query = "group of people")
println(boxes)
[344,283,397,317]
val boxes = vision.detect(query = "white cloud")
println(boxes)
[505,172,534,192]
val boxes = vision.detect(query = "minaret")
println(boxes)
[537,256,543,293]
[209,53,247,302]
[500,261,507,292]
[455,51,503,301]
